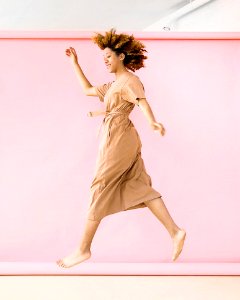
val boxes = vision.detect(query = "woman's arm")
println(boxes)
[138,98,166,136]
[72,62,97,96]
[66,47,98,96]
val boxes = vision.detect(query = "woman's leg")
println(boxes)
[56,218,101,268]
[144,197,186,261]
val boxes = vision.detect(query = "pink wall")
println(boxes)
[0,32,239,263]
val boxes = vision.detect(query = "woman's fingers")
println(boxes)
[69,47,77,57]
[65,47,78,64]
[70,47,76,54]
[160,124,165,135]
[65,48,71,55]
[65,48,76,59]
[156,123,166,136]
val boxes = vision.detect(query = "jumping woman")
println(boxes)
[56,28,186,268]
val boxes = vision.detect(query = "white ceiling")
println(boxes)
[0,0,191,31]
[1,0,239,32]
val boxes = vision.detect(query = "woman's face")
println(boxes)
[103,47,124,73]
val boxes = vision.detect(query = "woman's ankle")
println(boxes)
[170,226,181,239]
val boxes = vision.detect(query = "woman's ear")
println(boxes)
[119,53,125,61]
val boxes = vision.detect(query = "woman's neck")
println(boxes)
[115,70,131,80]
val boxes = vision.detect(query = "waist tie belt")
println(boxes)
[88,109,129,145]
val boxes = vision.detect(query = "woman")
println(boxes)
[56,28,186,268]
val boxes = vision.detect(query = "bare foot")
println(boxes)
[56,248,91,268]
[172,228,186,262]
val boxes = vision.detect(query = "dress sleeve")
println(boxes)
[121,76,146,106]
[95,81,113,102]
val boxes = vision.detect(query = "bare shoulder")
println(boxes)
[128,73,143,83]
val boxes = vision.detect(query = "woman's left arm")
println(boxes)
[138,98,166,136]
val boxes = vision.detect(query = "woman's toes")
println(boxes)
[57,259,63,267]
[172,229,186,261]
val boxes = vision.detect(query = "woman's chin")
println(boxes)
[106,66,114,73]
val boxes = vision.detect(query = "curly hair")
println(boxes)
[91,28,148,72]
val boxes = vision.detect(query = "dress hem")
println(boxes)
[86,194,162,222]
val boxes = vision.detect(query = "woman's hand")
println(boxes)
[65,47,78,65]
[150,121,166,136]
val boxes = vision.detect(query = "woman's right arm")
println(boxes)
[66,47,98,97]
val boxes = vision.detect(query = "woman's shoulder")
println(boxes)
[125,72,142,84]
[128,71,140,79]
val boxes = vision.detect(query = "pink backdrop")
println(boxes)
[0,32,239,264]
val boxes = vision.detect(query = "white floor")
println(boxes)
[0,276,240,300]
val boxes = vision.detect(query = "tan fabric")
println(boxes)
[87,72,162,221]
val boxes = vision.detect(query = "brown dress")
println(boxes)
[87,71,162,221]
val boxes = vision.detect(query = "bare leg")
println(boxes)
[144,197,186,261]
[56,218,101,268]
